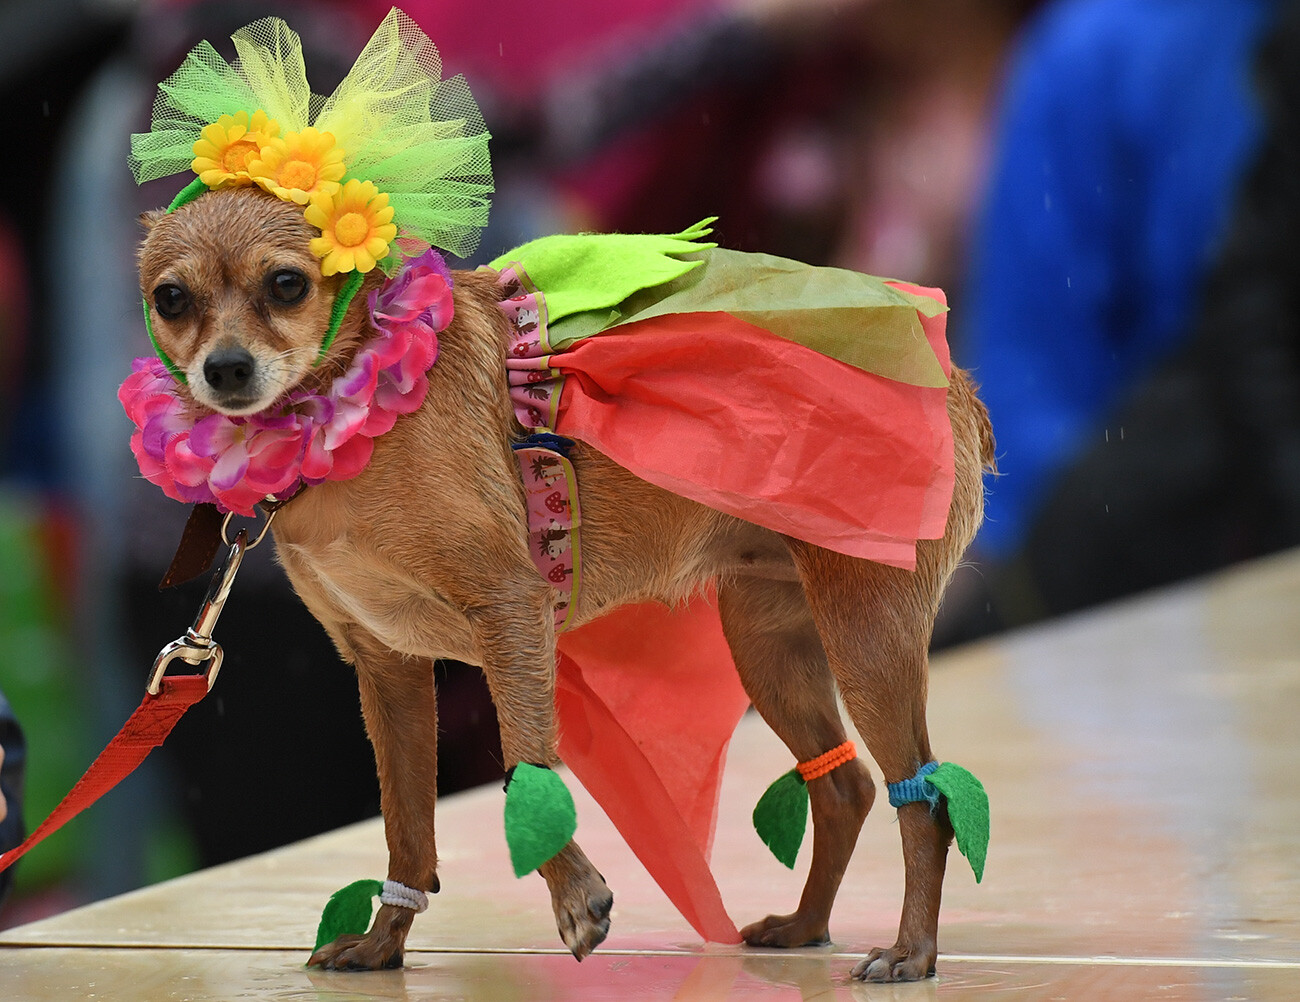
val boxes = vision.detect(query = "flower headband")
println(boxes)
[129,7,493,379]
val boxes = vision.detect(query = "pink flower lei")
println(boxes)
[120,249,453,516]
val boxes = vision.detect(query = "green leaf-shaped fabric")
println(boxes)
[503,764,578,877]
[752,769,809,869]
[313,878,382,952]
[928,762,989,883]
[490,219,717,323]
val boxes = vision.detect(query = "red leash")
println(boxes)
[0,526,251,874]
[0,677,210,871]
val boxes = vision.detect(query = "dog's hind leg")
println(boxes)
[786,541,952,983]
[464,596,614,961]
[309,629,440,971]
[718,575,876,949]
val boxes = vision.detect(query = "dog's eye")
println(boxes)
[153,283,190,319]
[268,269,309,305]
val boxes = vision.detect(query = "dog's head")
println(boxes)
[137,186,372,415]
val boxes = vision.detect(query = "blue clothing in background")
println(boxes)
[965,0,1276,558]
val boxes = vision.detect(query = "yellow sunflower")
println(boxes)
[191,109,281,188]
[305,179,397,275]
[248,128,346,205]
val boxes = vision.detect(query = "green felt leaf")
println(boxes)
[504,764,577,878]
[490,219,718,324]
[753,769,809,869]
[313,878,382,952]
[928,762,989,883]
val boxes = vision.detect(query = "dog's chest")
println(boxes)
[273,534,479,663]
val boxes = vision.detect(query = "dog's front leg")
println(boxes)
[465,599,614,960]
[309,629,438,971]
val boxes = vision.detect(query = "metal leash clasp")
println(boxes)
[146,528,248,696]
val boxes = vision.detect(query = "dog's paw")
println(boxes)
[555,881,613,960]
[307,904,413,971]
[540,843,614,960]
[740,912,831,949]
[850,944,937,982]
[308,934,404,971]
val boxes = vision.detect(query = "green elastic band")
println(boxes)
[142,178,209,383]
[149,179,366,381]
[315,269,366,365]
[167,177,208,213]
[142,297,187,384]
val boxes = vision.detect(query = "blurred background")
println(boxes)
[0,0,1294,926]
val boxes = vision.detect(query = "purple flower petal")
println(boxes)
[209,441,251,491]
[189,414,240,457]
[322,399,369,450]
[337,352,379,400]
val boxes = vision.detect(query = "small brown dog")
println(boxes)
[138,186,994,982]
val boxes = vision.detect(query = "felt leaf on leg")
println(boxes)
[504,763,578,878]
[314,878,382,951]
[753,769,809,869]
[928,762,989,883]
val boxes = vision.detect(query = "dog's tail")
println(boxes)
[978,400,998,475]
[962,368,998,476]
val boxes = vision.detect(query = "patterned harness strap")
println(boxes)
[498,266,582,632]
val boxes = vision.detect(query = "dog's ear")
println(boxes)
[139,209,166,231]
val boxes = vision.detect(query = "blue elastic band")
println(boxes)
[887,761,941,810]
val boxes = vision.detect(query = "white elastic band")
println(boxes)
[380,879,429,913]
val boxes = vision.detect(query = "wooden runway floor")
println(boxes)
[3,551,1299,999]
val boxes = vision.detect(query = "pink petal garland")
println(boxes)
[119,250,452,516]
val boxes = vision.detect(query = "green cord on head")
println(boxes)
[150,179,370,381]
[167,177,209,214]
[141,177,208,383]
[316,269,366,365]
[142,297,187,383]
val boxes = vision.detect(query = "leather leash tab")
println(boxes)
[160,488,303,590]
[160,503,223,590]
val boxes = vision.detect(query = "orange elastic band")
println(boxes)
[797,740,857,782]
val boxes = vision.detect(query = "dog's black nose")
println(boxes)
[204,348,255,392]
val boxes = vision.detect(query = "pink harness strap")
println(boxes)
[501,266,583,633]
[511,436,582,632]
[500,266,563,433]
